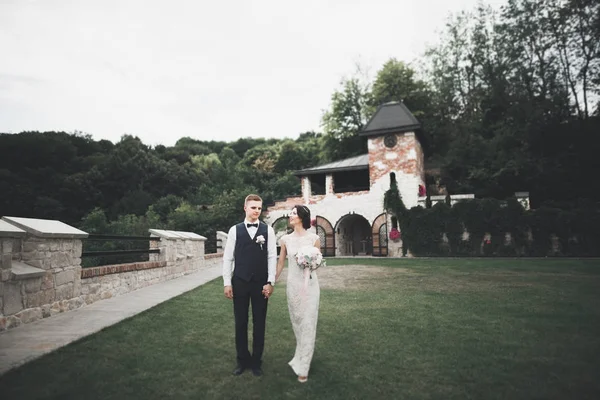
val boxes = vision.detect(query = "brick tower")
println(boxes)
[359,101,426,208]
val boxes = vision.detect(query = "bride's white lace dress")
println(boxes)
[280,232,321,377]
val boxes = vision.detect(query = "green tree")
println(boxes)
[321,77,370,161]
[275,141,308,173]
[370,59,432,120]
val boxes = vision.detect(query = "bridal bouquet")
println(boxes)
[295,246,326,272]
[295,245,325,298]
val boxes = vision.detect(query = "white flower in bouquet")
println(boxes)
[295,245,326,271]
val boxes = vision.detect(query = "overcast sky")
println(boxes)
[0,0,504,147]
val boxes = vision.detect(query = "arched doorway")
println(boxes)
[271,216,291,255]
[335,213,372,256]
[315,216,335,257]
[372,213,388,256]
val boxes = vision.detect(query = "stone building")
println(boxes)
[264,101,433,257]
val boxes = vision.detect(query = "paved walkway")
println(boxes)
[0,265,222,376]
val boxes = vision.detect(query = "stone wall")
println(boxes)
[0,217,221,331]
[79,231,221,304]
[79,253,222,305]
[267,196,304,212]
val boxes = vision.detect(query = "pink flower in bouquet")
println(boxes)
[389,228,401,241]
[295,245,326,272]
[311,218,317,227]
[418,184,426,197]
[295,245,326,297]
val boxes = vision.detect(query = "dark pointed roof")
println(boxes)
[359,101,421,137]
[294,154,368,176]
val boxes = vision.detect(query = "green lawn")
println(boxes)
[1,258,599,399]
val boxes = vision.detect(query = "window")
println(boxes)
[333,170,370,193]
[310,174,326,195]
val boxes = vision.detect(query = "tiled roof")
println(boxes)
[359,101,420,136]
[294,154,368,176]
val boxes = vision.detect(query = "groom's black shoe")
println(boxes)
[232,365,246,376]
[252,367,263,377]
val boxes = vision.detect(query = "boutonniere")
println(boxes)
[256,235,265,250]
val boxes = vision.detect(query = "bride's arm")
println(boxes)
[276,242,287,282]
[313,234,320,250]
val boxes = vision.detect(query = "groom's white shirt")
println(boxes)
[222,219,277,287]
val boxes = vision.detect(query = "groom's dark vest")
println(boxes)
[233,222,268,283]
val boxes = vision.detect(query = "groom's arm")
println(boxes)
[222,226,237,287]
[267,225,277,285]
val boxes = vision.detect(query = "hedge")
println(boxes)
[384,185,600,257]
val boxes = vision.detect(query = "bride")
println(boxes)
[276,205,321,383]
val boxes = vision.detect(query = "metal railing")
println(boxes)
[81,234,160,268]
[204,239,217,254]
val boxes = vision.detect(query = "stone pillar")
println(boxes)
[302,176,312,203]
[1,222,27,330]
[326,174,334,196]
[386,214,403,257]
[149,229,207,275]
[216,231,228,253]
[0,216,88,331]
[149,235,166,263]
[1,224,21,330]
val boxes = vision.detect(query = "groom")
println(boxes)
[222,194,277,376]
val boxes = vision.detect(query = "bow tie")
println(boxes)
[246,223,258,228]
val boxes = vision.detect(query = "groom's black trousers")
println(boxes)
[232,276,268,368]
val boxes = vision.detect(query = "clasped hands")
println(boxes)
[223,284,273,299]
[262,284,273,299]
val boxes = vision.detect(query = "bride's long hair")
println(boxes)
[293,205,312,230]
